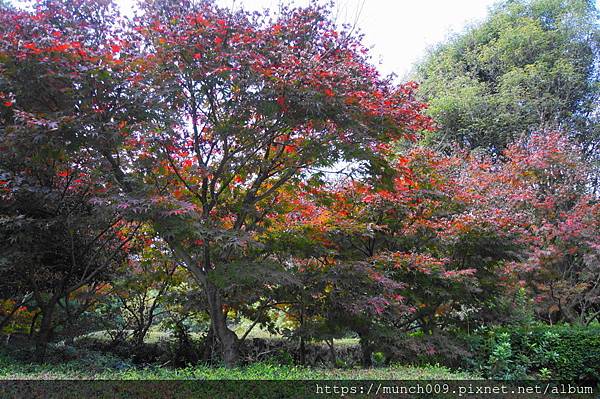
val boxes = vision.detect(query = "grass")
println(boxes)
[0,351,478,380]
[0,340,480,398]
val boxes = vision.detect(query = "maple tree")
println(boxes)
[265,129,599,363]
[262,147,520,359]
[103,231,181,350]
[0,0,146,360]
[485,132,600,325]
[0,0,432,365]
[0,152,135,360]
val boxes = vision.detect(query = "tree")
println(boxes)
[0,165,135,360]
[106,231,180,350]
[0,0,142,360]
[413,0,599,157]
[488,132,600,325]
[0,0,433,365]
[258,146,522,363]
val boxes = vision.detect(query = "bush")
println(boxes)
[239,338,363,367]
[379,332,474,369]
[471,324,600,381]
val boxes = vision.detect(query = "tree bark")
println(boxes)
[165,238,240,366]
[325,338,336,367]
[183,257,238,365]
[299,299,306,365]
[35,302,56,362]
[204,281,239,366]
[200,326,215,363]
[299,336,306,366]
[358,333,373,368]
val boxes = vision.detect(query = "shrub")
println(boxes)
[380,332,474,369]
[471,324,600,381]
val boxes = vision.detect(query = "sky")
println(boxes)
[116,0,503,79]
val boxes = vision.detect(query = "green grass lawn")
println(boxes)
[0,351,478,380]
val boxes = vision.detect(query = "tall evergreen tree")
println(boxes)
[414,0,599,158]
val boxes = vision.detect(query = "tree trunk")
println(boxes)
[200,327,215,363]
[299,336,306,366]
[35,303,56,362]
[205,281,239,366]
[166,239,240,366]
[133,315,154,350]
[326,338,336,367]
[299,301,306,365]
[133,328,146,351]
[358,333,373,368]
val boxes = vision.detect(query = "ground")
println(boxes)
[0,352,478,380]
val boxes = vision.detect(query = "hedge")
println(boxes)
[470,324,600,381]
